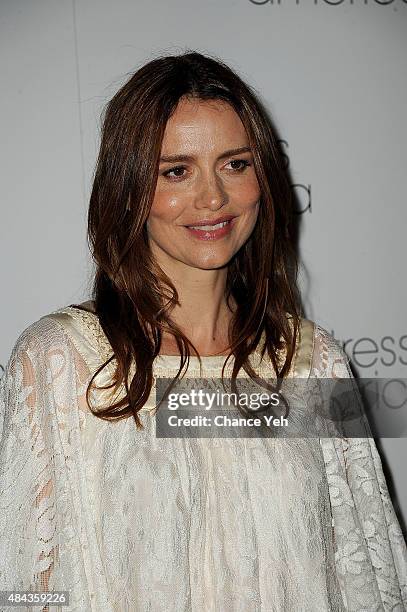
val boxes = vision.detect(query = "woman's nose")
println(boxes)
[194,172,229,210]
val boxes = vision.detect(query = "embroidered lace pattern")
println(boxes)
[0,306,406,611]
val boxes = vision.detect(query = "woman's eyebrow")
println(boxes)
[159,146,252,163]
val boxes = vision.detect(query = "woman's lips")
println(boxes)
[184,218,236,240]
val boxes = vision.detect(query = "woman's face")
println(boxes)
[147,97,261,271]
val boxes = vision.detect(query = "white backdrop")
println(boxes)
[1,0,406,530]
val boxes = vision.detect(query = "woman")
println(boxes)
[0,51,406,611]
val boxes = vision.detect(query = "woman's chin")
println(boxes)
[185,255,232,270]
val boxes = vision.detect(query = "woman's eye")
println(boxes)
[227,159,251,172]
[161,159,251,180]
[162,166,187,179]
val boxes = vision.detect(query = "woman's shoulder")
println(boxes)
[5,301,110,376]
[1,307,86,429]
[4,306,72,366]
[43,300,112,367]
[301,318,352,378]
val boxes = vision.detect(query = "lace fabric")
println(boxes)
[0,305,406,611]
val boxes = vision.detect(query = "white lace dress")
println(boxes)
[0,303,406,612]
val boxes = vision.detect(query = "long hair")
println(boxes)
[86,50,302,429]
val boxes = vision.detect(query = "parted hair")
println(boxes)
[86,50,302,429]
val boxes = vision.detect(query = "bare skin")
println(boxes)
[147,97,261,356]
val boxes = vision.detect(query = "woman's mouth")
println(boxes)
[184,218,235,240]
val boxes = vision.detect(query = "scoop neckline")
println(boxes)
[155,352,231,365]
[67,304,241,364]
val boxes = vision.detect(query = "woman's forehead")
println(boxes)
[161,99,248,153]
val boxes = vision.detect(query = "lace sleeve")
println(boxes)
[0,328,60,610]
[313,324,407,610]
[0,319,95,611]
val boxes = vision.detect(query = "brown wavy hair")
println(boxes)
[85,50,302,429]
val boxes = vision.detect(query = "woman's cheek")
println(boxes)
[149,193,183,221]
[232,179,260,207]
